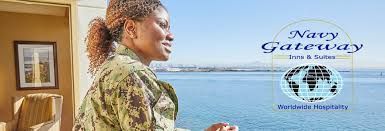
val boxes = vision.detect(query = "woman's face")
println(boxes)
[133,6,174,61]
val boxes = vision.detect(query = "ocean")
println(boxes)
[157,71,385,131]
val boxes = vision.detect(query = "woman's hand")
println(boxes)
[205,122,239,131]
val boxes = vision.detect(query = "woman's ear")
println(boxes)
[123,20,137,39]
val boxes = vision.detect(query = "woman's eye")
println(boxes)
[159,22,168,29]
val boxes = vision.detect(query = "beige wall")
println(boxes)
[0,11,73,130]
[37,0,70,4]
[1,0,71,4]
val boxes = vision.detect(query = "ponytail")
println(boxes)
[85,17,115,76]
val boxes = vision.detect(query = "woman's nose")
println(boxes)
[166,32,174,42]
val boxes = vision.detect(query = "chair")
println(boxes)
[0,93,63,131]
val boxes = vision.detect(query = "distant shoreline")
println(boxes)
[155,70,355,73]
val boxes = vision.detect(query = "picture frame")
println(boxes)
[14,41,58,90]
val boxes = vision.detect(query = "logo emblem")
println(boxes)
[280,63,343,103]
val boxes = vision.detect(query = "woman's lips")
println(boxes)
[162,42,172,53]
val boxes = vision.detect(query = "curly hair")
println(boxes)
[86,0,163,75]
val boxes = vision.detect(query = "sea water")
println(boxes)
[158,71,385,131]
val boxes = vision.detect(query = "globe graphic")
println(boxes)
[280,64,343,103]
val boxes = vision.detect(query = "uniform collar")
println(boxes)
[115,44,157,78]
[115,44,140,61]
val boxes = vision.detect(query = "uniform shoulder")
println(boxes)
[96,54,147,84]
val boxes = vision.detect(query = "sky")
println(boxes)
[107,0,385,69]
[157,0,385,69]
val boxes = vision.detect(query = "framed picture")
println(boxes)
[14,41,58,90]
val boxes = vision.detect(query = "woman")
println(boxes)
[74,0,238,130]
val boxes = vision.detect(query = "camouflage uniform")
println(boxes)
[74,44,188,131]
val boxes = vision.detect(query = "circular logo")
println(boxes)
[280,63,343,103]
